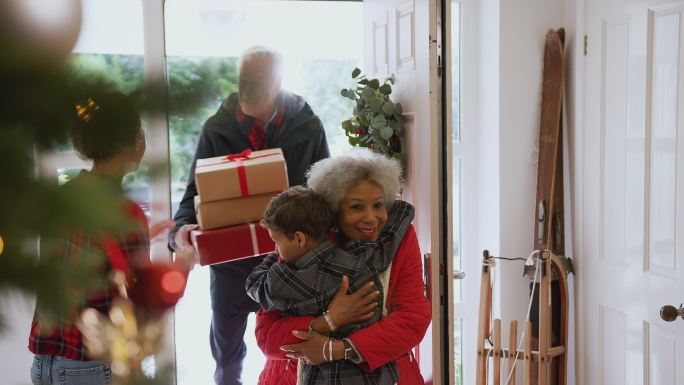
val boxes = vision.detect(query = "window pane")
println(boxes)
[165,2,363,385]
[452,156,462,302]
[451,2,461,143]
[454,317,463,385]
[451,4,463,385]
[65,0,147,212]
[57,168,81,186]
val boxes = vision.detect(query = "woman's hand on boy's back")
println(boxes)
[327,276,380,328]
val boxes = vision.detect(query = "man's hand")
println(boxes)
[327,276,380,328]
[173,224,199,270]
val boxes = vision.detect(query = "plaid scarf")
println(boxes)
[246,201,415,385]
[235,103,286,151]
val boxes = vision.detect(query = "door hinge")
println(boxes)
[583,34,588,56]
[437,54,442,78]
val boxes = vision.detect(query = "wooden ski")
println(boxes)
[533,28,567,385]
[533,28,564,256]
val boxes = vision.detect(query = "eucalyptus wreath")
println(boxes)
[340,68,403,160]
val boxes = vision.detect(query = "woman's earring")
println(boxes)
[331,226,339,234]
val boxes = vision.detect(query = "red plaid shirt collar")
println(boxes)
[235,102,286,151]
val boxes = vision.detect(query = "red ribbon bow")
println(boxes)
[225,149,252,161]
[197,149,279,198]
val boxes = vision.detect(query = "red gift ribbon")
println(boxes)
[196,149,279,198]
[227,150,251,196]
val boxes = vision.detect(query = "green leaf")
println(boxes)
[382,101,395,115]
[380,127,394,140]
[341,119,353,131]
[379,84,392,95]
[358,79,370,85]
[368,79,380,89]
[349,136,358,146]
[395,123,404,136]
[361,87,375,99]
[371,115,387,127]
[368,97,383,113]
[340,89,349,98]
[352,68,362,78]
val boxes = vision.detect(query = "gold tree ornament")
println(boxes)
[76,270,171,383]
[0,234,4,255]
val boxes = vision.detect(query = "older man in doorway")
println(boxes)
[169,46,330,385]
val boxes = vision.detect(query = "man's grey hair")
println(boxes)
[306,148,403,213]
[237,45,283,83]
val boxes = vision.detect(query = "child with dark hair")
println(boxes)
[28,92,191,385]
[258,186,333,265]
[246,186,414,385]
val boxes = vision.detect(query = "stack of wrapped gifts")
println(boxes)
[190,148,287,266]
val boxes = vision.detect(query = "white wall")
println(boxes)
[0,294,36,385]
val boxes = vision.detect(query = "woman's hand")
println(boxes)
[327,275,380,328]
[281,331,329,365]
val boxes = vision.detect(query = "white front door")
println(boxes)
[582,0,684,383]
[363,0,442,383]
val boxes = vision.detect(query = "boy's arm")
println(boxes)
[376,201,414,258]
[347,226,431,372]
[245,252,283,310]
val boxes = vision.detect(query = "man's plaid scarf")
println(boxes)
[235,102,286,150]
[246,200,415,385]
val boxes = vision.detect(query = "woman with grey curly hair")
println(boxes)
[254,148,431,385]
[307,148,402,214]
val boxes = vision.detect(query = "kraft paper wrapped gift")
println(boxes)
[195,148,289,203]
[190,222,275,266]
[194,193,277,230]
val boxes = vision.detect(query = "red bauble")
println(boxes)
[127,262,188,310]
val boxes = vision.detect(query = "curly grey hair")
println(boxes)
[306,148,403,213]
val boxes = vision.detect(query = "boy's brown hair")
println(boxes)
[261,186,332,241]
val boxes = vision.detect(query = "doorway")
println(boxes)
[164,1,364,384]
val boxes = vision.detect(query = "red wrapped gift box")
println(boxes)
[190,222,276,266]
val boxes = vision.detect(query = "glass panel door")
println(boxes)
[449,1,464,384]
[164,2,363,384]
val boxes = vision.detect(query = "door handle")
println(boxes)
[660,304,684,322]
[453,270,465,280]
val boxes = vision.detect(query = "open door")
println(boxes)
[581,0,684,383]
[363,0,443,383]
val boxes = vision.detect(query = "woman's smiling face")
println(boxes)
[338,179,388,242]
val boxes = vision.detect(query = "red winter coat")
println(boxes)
[254,225,431,385]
